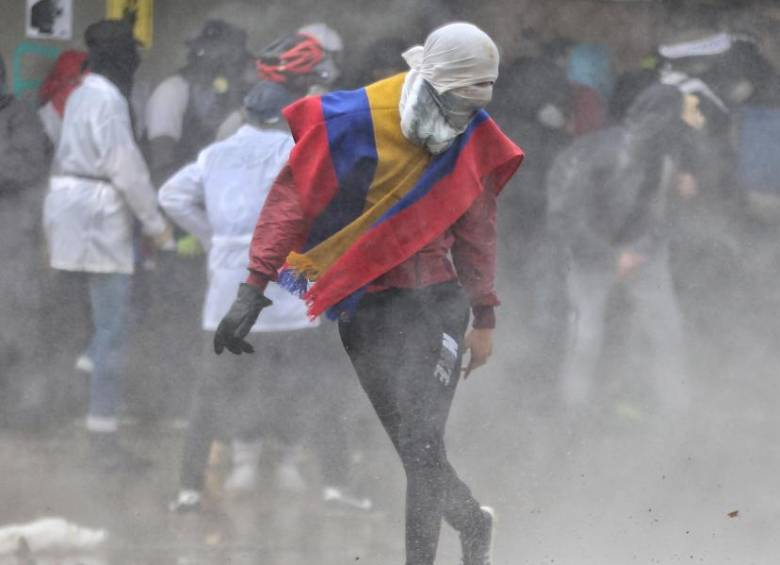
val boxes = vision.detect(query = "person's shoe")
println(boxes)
[168,489,202,513]
[75,354,95,374]
[322,486,373,511]
[461,506,495,565]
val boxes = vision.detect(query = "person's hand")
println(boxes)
[463,328,494,379]
[151,223,175,251]
[676,172,698,200]
[214,283,273,355]
[617,251,645,279]
[177,234,204,257]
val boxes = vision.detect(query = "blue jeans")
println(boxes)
[86,273,131,422]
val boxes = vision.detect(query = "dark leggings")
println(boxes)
[180,328,354,492]
[339,282,483,565]
[180,332,310,491]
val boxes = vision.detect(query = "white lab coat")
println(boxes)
[158,125,318,333]
[43,74,166,274]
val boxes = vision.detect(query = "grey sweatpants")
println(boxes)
[560,248,689,411]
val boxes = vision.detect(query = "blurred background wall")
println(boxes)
[2,0,779,99]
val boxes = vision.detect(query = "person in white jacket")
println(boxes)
[43,20,172,470]
[160,81,324,512]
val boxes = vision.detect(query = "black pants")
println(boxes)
[181,331,312,491]
[339,282,483,565]
[180,328,354,491]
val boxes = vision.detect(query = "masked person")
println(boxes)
[145,19,253,182]
[490,45,573,383]
[212,22,523,565]
[547,83,706,415]
[43,20,172,470]
[0,53,51,425]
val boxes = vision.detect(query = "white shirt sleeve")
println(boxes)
[158,151,213,248]
[145,75,190,141]
[97,104,167,237]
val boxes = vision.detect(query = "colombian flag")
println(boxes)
[278,73,523,319]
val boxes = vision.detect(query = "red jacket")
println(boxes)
[246,164,499,328]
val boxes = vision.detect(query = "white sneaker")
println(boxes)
[168,489,201,513]
[322,486,373,511]
[75,354,95,374]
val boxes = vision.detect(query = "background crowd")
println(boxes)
[2,0,780,563]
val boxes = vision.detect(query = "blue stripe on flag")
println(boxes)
[304,89,378,249]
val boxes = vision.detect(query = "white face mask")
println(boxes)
[434,83,493,130]
[399,74,463,154]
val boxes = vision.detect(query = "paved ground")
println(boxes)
[3,251,780,565]
[2,327,779,565]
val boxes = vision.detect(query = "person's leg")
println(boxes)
[228,333,303,492]
[339,285,482,565]
[627,251,689,412]
[85,272,152,471]
[86,272,131,432]
[308,324,351,485]
[179,333,235,492]
[560,263,613,408]
[172,333,248,510]
[398,286,485,547]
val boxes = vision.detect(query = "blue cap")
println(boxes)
[243,81,296,123]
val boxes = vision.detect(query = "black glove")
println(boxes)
[213,283,273,355]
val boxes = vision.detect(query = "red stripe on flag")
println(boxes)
[283,97,341,221]
[304,118,524,317]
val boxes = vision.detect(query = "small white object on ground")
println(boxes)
[0,517,106,555]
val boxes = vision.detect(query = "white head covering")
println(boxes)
[298,22,343,52]
[398,22,500,154]
[402,22,499,94]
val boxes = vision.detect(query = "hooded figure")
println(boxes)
[212,22,522,565]
[398,22,499,154]
[43,20,171,469]
[547,83,704,413]
[84,19,139,100]
[489,51,573,383]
